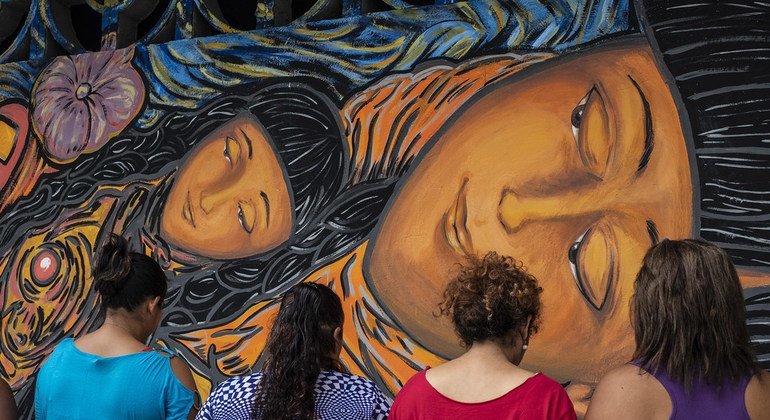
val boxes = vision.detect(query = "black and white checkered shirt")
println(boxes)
[196,370,391,419]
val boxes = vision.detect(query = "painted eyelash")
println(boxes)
[570,88,594,141]
[224,137,233,164]
[237,203,253,233]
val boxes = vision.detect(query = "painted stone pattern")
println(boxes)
[1,0,769,418]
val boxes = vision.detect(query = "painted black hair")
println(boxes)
[0,79,347,252]
[93,234,167,311]
[638,0,770,369]
[0,80,351,323]
[0,78,394,395]
[639,0,770,269]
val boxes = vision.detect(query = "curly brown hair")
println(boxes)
[439,252,543,347]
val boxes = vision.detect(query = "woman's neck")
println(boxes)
[462,340,523,367]
[101,311,150,344]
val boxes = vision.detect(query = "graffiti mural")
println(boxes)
[1,0,769,417]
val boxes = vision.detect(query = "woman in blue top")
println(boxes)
[35,234,198,419]
[197,283,391,419]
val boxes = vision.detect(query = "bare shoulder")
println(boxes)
[746,370,770,418]
[169,356,198,393]
[585,364,670,420]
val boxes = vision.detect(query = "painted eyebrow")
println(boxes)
[646,219,660,246]
[628,76,654,173]
[239,128,254,159]
[260,191,270,226]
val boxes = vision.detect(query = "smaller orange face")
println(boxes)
[161,115,293,259]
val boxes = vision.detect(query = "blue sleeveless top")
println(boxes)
[35,338,194,420]
[631,361,751,420]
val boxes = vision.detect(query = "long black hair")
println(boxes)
[0,79,352,325]
[258,283,345,420]
[632,239,759,390]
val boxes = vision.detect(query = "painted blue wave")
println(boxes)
[134,0,633,126]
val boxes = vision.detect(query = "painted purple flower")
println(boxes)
[32,47,145,163]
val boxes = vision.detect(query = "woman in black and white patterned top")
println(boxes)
[196,283,391,420]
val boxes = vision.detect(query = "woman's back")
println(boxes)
[35,338,194,419]
[391,252,576,419]
[638,362,751,419]
[587,363,770,420]
[391,366,574,420]
[197,370,390,419]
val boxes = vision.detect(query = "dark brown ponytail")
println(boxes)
[93,234,167,311]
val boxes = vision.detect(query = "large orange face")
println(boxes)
[161,114,293,260]
[367,36,693,383]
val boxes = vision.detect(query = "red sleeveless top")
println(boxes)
[390,369,576,419]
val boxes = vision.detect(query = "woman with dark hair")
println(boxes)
[586,240,770,419]
[196,282,390,420]
[34,234,197,419]
[390,251,574,419]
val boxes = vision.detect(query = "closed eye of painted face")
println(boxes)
[161,114,293,259]
[367,36,693,384]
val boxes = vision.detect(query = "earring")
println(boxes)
[522,343,528,350]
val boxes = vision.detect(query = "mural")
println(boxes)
[1,0,769,417]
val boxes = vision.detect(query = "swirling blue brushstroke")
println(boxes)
[0,61,41,103]
[134,0,633,126]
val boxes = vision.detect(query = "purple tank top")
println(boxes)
[630,361,751,420]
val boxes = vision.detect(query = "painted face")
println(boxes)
[161,114,293,259]
[367,37,693,383]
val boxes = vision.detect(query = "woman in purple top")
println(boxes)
[586,239,770,419]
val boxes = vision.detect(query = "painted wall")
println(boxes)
[1,0,769,417]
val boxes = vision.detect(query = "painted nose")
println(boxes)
[497,187,610,233]
[200,186,235,214]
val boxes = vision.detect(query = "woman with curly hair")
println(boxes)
[196,282,391,420]
[390,251,575,419]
